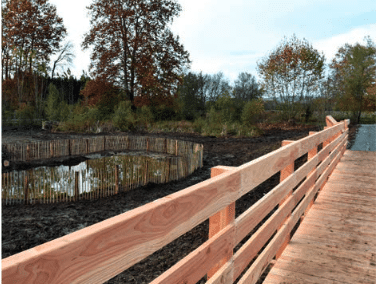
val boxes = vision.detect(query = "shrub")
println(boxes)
[193,117,206,133]
[15,104,36,126]
[215,92,241,123]
[241,98,265,126]
[58,101,71,122]
[135,105,154,130]
[112,101,135,131]
[45,83,60,121]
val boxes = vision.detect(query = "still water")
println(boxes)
[2,152,175,204]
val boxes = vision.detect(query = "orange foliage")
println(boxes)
[80,78,119,107]
[2,78,18,109]
[82,0,189,106]
[134,93,178,109]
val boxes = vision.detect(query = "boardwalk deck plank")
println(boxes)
[263,150,376,284]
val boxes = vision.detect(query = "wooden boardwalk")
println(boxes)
[264,150,376,284]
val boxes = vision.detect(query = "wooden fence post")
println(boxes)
[115,165,119,194]
[26,145,30,161]
[75,171,79,201]
[144,161,149,185]
[50,142,54,158]
[207,165,236,279]
[24,172,29,205]
[301,132,318,221]
[275,140,295,259]
[166,158,171,182]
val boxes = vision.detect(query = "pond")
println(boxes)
[2,151,181,205]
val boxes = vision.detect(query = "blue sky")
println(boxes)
[49,0,376,82]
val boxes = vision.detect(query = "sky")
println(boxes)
[49,0,376,82]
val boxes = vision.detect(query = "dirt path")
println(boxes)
[1,124,357,283]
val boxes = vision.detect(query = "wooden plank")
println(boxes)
[240,143,344,284]
[283,236,375,266]
[151,225,235,284]
[272,254,375,284]
[233,193,296,280]
[208,166,236,279]
[324,180,376,194]
[264,149,376,284]
[263,267,346,284]
[237,123,345,198]
[205,260,233,284]
[307,205,376,222]
[327,173,376,189]
[2,169,241,284]
[292,225,376,253]
[276,140,294,259]
[235,151,316,245]
[326,115,338,126]
[235,130,347,246]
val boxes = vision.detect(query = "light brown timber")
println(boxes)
[3,117,360,284]
[263,150,376,284]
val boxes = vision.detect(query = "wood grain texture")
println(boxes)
[2,168,240,284]
[208,166,236,279]
[234,130,347,246]
[238,122,345,198]
[2,117,353,284]
[263,150,376,284]
[238,138,345,284]
[151,225,236,284]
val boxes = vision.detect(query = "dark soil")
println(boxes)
[1,123,358,283]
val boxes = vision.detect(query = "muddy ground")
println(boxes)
[2,123,358,283]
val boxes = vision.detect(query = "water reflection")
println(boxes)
[2,152,175,204]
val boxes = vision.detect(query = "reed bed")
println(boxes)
[2,136,203,205]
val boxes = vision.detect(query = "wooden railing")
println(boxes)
[2,116,349,284]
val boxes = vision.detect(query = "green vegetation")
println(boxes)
[2,0,374,135]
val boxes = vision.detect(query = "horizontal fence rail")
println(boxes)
[2,116,350,284]
[2,136,203,205]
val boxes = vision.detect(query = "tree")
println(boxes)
[258,35,325,120]
[51,41,75,78]
[80,78,121,119]
[233,72,263,101]
[2,0,66,76]
[2,0,66,117]
[177,71,208,120]
[205,72,232,104]
[82,0,190,107]
[330,37,376,123]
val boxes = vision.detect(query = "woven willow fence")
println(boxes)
[2,136,203,205]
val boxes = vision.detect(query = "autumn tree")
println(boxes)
[2,0,66,76]
[82,0,190,108]
[330,37,376,123]
[258,35,325,120]
[2,0,66,117]
[80,78,121,119]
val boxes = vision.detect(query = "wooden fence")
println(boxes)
[2,116,349,284]
[2,136,203,205]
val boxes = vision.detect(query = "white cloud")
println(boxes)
[314,24,376,62]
